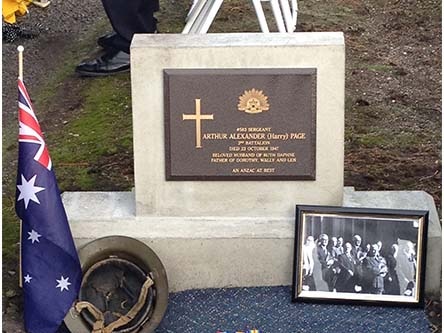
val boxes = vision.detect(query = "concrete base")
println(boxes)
[63,188,441,295]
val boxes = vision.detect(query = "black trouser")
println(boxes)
[101,0,159,53]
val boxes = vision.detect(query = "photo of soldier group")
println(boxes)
[299,213,421,299]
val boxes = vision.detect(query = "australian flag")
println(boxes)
[15,78,82,333]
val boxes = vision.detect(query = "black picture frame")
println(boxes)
[292,205,428,307]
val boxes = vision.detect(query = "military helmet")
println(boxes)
[64,236,168,333]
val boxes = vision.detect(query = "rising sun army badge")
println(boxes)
[237,89,270,114]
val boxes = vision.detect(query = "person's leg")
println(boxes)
[101,0,159,53]
[76,0,159,76]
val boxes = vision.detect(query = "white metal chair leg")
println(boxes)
[269,0,286,32]
[182,0,298,34]
[291,0,298,28]
[251,0,270,32]
[195,0,224,33]
[252,0,298,33]
[186,0,199,21]
[279,0,295,32]
[186,0,224,33]
[183,0,207,33]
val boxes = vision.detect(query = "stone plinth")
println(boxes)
[64,189,441,295]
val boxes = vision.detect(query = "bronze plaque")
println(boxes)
[164,68,316,180]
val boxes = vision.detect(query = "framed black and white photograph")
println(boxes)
[292,205,428,307]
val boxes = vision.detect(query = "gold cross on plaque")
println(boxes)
[182,99,214,148]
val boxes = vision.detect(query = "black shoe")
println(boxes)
[97,31,117,49]
[75,49,130,77]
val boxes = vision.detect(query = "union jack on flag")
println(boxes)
[18,78,51,170]
[16,78,82,333]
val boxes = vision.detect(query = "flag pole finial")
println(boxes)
[17,45,24,80]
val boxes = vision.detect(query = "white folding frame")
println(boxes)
[182,0,298,34]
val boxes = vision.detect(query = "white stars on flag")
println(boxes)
[27,229,42,244]
[56,276,71,292]
[16,174,45,209]
[17,78,82,332]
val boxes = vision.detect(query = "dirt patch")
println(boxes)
[302,0,442,206]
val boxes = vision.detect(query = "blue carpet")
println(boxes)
[155,286,430,333]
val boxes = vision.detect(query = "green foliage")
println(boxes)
[356,133,388,148]
[2,197,20,261]
[49,75,133,191]
[365,64,393,73]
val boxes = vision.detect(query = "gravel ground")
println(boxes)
[2,0,106,137]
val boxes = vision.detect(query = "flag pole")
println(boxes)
[19,222,23,288]
[18,45,24,288]
[18,45,24,80]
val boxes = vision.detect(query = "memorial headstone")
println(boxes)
[131,33,345,219]
[63,33,440,295]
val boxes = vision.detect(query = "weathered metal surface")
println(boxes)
[64,236,169,333]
